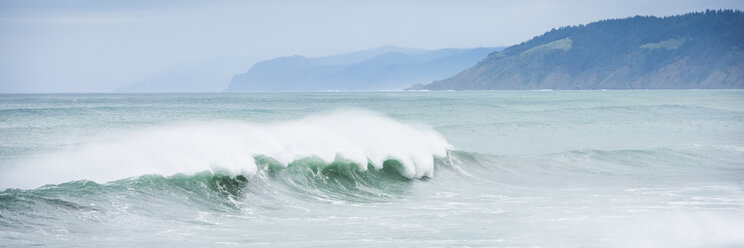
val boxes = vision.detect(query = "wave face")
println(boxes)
[0,110,450,189]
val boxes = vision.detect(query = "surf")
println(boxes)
[0,110,452,189]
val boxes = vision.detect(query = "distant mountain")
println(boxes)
[419,10,744,90]
[225,46,501,92]
[117,57,252,93]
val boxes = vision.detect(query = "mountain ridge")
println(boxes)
[419,10,744,90]
[225,46,502,92]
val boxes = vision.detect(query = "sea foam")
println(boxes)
[0,110,451,189]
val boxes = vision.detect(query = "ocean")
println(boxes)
[1,91,743,247]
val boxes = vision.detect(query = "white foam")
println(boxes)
[0,110,451,189]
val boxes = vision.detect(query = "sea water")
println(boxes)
[0,91,743,247]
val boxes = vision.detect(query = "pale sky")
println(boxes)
[1,0,742,92]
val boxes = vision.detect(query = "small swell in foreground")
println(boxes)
[0,110,452,189]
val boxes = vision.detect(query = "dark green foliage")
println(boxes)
[425,10,744,90]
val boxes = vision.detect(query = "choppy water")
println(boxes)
[1,91,743,247]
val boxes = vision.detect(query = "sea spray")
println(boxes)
[0,110,451,189]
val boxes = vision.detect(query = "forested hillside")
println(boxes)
[420,10,744,90]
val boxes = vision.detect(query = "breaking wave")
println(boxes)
[0,110,452,189]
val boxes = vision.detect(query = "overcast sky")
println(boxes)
[1,0,742,93]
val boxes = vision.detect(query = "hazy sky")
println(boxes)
[1,0,743,92]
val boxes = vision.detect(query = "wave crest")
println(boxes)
[0,110,451,189]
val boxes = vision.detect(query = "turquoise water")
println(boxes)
[1,91,743,247]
